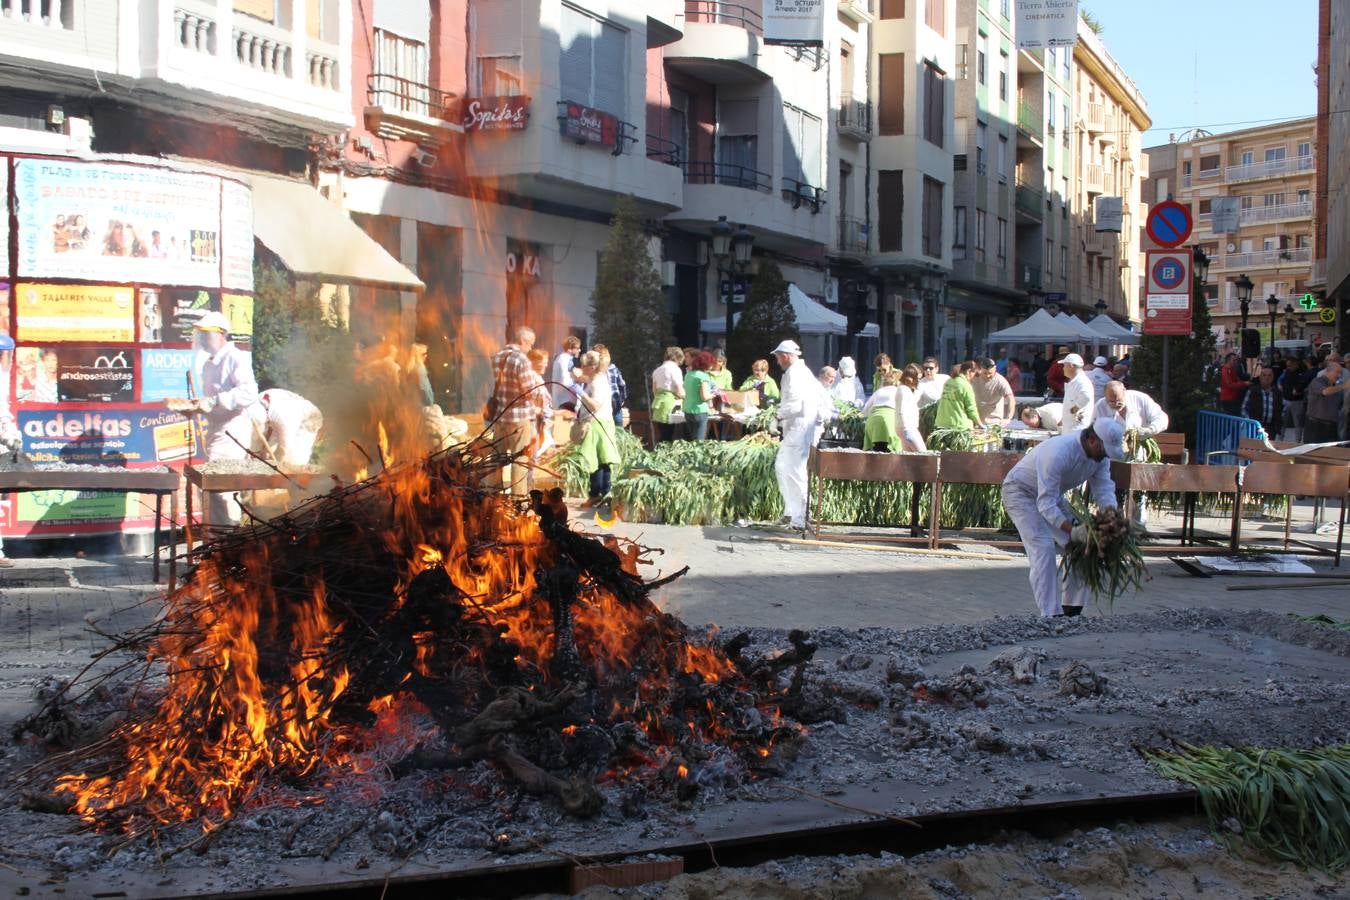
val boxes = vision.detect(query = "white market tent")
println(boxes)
[1087,313,1141,346]
[700,284,879,337]
[986,308,1086,344]
[1059,313,1117,344]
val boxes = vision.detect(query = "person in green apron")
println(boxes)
[709,349,734,391]
[575,350,620,506]
[861,368,903,451]
[872,352,895,393]
[650,346,686,443]
[738,358,780,403]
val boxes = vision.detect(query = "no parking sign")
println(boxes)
[1144,249,1193,336]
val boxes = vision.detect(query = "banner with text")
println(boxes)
[15,283,136,343]
[139,347,198,402]
[221,178,254,291]
[53,346,137,403]
[763,0,825,45]
[14,158,225,286]
[1016,0,1079,49]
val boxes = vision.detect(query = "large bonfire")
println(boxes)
[18,435,809,841]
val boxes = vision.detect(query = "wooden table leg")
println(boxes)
[169,489,178,590]
[153,493,163,584]
[928,482,942,550]
[185,480,195,553]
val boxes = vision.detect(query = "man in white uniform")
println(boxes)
[1060,353,1096,433]
[1094,380,1168,527]
[248,388,324,466]
[188,311,259,526]
[1086,356,1113,402]
[1001,418,1127,617]
[773,339,827,530]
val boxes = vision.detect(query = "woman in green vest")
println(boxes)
[933,360,981,431]
[709,348,734,391]
[650,346,686,443]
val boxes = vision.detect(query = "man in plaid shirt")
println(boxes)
[488,326,543,497]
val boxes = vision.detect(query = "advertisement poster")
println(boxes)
[16,490,138,529]
[14,158,223,287]
[54,347,137,403]
[221,293,254,346]
[1015,0,1080,50]
[0,283,10,339]
[763,0,825,45]
[18,407,170,466]
[15,283,136,343]
[221,178,254,291]
[0,164,8,277]
[139,347,197,401]
[154,288,217,344]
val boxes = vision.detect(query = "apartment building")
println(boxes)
[1144,118,1318,351]
[1313,0,1349,349]
[1068,21,1148,326]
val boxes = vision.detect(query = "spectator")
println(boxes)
[1218,353,1250,415]
[550,335,581,412]
[682,350,716,440]
[487,327,543,497]
[592,343,627,420]
[1241,365,1285,439]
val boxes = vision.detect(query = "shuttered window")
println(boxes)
[782,104,823,187]
[718,99,760,187]
[879,0,904,18]
[879,171,903,252]
[922,177,943,258]
[878,53,905,136]
[472,0,523,95]
[560,4,627,115]
[924,0,945,36]
[923,61,944,148]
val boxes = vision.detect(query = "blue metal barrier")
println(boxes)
[1196,410,1265,465]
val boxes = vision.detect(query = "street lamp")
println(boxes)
[1193,246,1210,286]
[711,217,755,338]
[1094,298,1108,316]
[1265,293,1279,351]
[1283,303,1297,340]
[1234,273,1254,331]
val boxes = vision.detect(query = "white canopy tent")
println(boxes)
[1087,314,1141,346]
[701,284,879,369]
[1058,314,1117,345]
[986,308,1087,344]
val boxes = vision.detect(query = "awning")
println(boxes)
[1087,313,1141,346]
[701,284,879,337]
[987,308,1089,344]
[248,174,425,292]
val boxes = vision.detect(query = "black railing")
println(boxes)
[784,43,828,71]
[684,0,762,34]
[367,72,457,121]
[646,133,683,167]
[781,177,825,212]
[837,95,872,137]
[684,160,772,192]
[837,216,868,254]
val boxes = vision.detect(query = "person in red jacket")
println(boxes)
[1218,352,1250,415]
[1046,345,1071,398]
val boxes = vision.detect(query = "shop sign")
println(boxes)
[221,293,254,345]
[1015,0,1080,50]
[462,96,531,132]
[15,284,136,343]
[557,100,620,148]
[16,489,138,528]
[17,407,157,465]
[51,347,137,403]
[13,159,224,287]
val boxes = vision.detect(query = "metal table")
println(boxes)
[0,467,181,585]
[183,464,323,554]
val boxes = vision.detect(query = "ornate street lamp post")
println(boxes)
[1234,273,1254,332]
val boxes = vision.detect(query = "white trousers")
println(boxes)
[205,422,250,526]
[775,428,818,527]
[1001,483,1091,617]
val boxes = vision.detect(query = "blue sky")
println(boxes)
[1085,1,1319,145]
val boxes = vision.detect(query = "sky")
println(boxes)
[1084,1,1319,146]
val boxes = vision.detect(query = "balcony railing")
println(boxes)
[1224,154,1315,182]
[1019,263,1042,291]
[836,216,868,255]
[1310,257,1328,285]
[1084,102,1105,133]
[1197,165,1221,181]
[174,0,342,91]
[684,160,772,192]
[1237,200,1312,226]
[1085,164,1104,194]
[1214,247,1312,270]
[1017,101,1042,142]
[781,177,826,212]
[1,0,74,28]
[367,73,456,121]
[646,134,683,167]
[684,0,762,34]
[837,95,872,139]
[1014,182,1043,220]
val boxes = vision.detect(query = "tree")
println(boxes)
[1128,274,1217,443]
[590,195,672,410]
[251,261,355,412]
[1080,9,1103,34]
[727,258,800,381]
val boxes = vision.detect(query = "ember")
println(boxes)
[19,441,807,838]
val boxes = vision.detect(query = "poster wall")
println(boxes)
[15,283,136,343]
[14,159,223,287]
[1015,0,1080,49]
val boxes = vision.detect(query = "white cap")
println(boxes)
[1059,352,1085,367]
[838,356,857,377]
[193,311,231,333]
[1092,417,1128,461]
[1093,355,1108,367]
[771,339,802,356]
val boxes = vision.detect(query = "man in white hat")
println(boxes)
[772,339,827,529]
[1000,418,1128,617]
[183,311,258,526]
[1086,355,1113,403]
[1059,353,1095,433]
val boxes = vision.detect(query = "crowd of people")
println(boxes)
[1206,347,1350,444]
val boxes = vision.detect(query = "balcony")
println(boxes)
[837,0,873,24]
[364,74,460,145]
[666,2,769,83]
[1213,247,1312,271]
[837,94,872,141]
[1014,182,1043,222]
[1225,154,1315,183]
[646,133,683,167]
[1308,257,1328,288]
[836,216,869,257]
[647,0,684,47]
[670,162,830,250]
[1016,99,1042,146]
[1085,164,1105,195]
[1084,102,1105,133]
[1085,231,1109,256]
[684,160,771,192]
[1019,263,1043,292]
[0,0,118,78]
[1236,201,1313,226]
[781,177,826,213]
[1197,165,1221,182]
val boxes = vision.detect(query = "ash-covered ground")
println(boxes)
[0,607,1346,898]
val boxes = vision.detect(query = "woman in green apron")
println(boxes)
[575,350,620,506]
[650,346,686,443]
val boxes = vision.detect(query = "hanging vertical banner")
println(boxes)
[221,178,255,291]
[1094,196,1123,232]
[763,0,826,46]
[1015,0,1080,50]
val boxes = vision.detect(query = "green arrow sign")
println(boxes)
[1299,292,1320,311]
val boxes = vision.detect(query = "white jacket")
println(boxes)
[779,358,828,446]
[1003,430,1118,531]
[832,375,865,407]
[201,341,259,446]
[1062,372,1096,433]
[1093,390,1168,437]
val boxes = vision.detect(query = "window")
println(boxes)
[976,32,987,85]
[1046,91,1055,132]
[1183,161,1192,176]
[1155,176,1169,204]
[922,177,943,258]
[840,41,854,97]
[1239,195,1254,210]
[472,0,522,96]
[1062,175,1069,217]
[997,134,1008,181]
[560,4,627,114]
[923,62,945,148]
[1001,0,1010,17]
[1199,154,1220,173]
[1062,103,1069,146]
[1265,146,1287,162]
[1297,189,1311,204]
[668,88,689,163]
[1061,246,1068,283]
[925,0,945,36]
[373,0,431,113]
[718,99,759,186]
[782,103,823,188]
[1241,150,1254,166]
[879,53,905,135]
[878,171,904,251]
[1297,142,1311,158]
[997,217,1007,263]
[1198,198,1212,216]
[1263,192,1285,207]
[975,120,987,173]
[998,51,1008,100]
[954,205,968,252]
[879,0,904,18]
[975,208,987,258]
[1297,233,1312,248]
[1062,47,1070,79]
[1045,238,1053,276]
